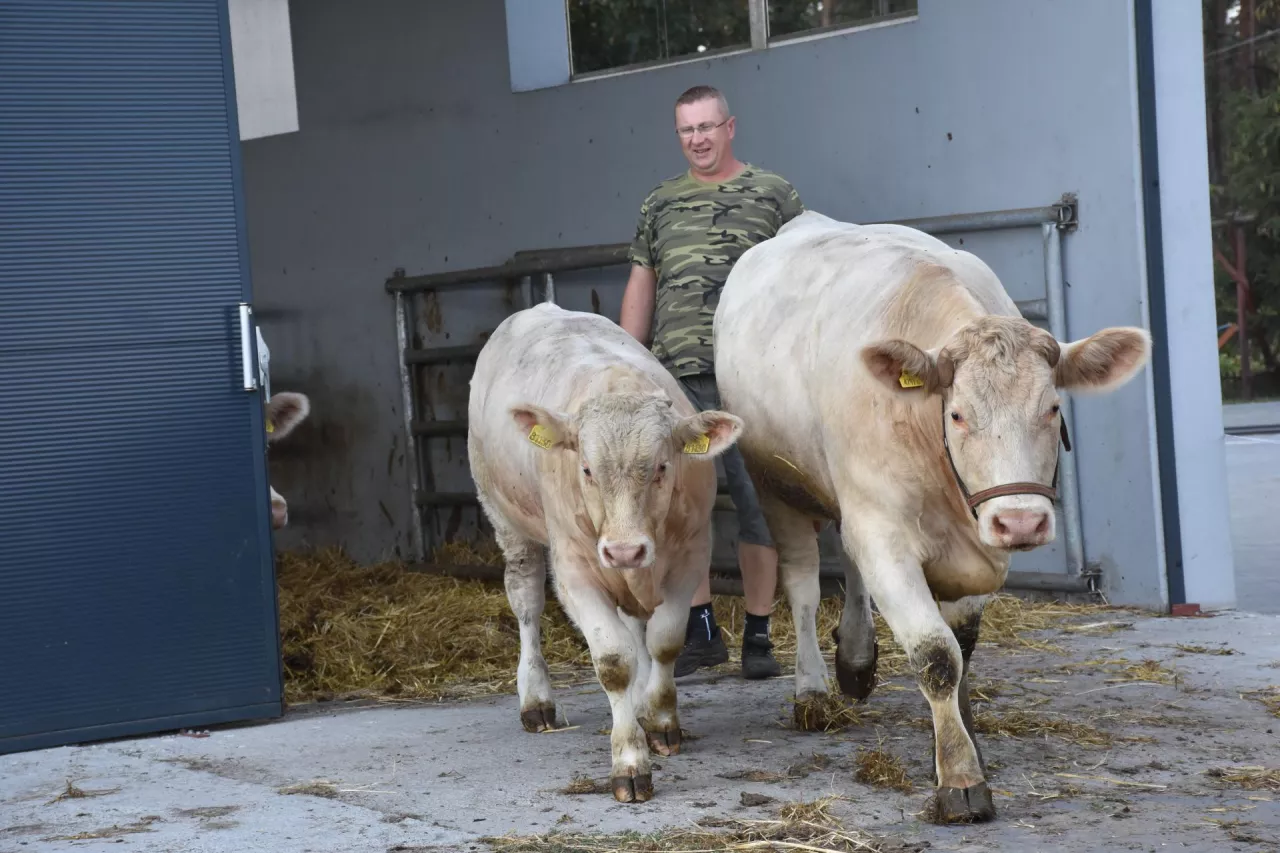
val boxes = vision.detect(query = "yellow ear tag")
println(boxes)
[527,424,554,449]
[898,370,925,389]
[265,420,275,434]
[682,433,711,455]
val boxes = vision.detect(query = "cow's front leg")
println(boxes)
[558,578,651,803]
[760,493,827,723]
[635,542,704,756]
[843,526,995,824]
[495,524,558,732]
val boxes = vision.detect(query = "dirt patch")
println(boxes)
[278,781,339,798]
[41,816,161,842]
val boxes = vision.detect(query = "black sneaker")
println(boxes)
[741,634,782,680]
[674,631,729,678]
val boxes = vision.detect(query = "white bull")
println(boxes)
[467,302,742,803]
[714,210,1151,823]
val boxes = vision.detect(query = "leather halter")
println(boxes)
[941,402,1072,521]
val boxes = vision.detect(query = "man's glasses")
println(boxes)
[676,118,729,138]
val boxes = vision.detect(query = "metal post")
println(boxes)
[520,274,533,310]
[395,291,426,562]
[543,272,556,304]
[747,0,768,49]
[1042,222,1085,582]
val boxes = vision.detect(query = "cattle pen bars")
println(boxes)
[388,193,1091,596]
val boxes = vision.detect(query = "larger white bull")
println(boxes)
[714,210,1151,823]
[467,302,742,803]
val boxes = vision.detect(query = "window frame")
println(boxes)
[563,0,919,84]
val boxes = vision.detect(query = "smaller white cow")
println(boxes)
[467,302,742,803]
[265,392,310,529]
[715,211,1151,823]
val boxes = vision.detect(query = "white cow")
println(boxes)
[715,210,1151,823]
[467,302,742,803]
[256,327,311,529]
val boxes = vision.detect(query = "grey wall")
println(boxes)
[242,0,1177,606]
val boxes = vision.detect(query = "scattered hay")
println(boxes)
[973,709,1112,747]
[1206,766,1280,792]
[559,774,611,796]
[42,817,160,842]
[1242,686,1280,718]
[1108,659,1178,686]
[278,781,339,798]
[791,689,868,732]
[855,747,914,793]
[277,545,1116,704]
[277,547,590,703]
[484,797,908,853]
[1175,644,1235,656]
[46,779,118,804]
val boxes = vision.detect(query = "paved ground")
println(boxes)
[1226,430,1280,614]
[1223,400,1280,433]
[4,607,1280,852]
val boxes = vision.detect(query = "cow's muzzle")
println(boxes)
[597,534,655,570]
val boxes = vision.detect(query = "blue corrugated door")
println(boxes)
[0,0,283,753]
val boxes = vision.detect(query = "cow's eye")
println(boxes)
[950,411,964,423]
[656,462,669,478]
[581,466,592,478]
[1050,404,1061,416]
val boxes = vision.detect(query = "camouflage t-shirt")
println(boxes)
[627,164,804,378]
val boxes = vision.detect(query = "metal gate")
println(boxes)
[0,0,282,753]
[388,194,1091,595]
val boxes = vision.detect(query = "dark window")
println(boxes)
[768,0,917,41]
[567,0,751,76]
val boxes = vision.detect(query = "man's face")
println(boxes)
[675,97,735,175]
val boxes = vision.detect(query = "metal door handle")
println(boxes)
[239,303,258,392]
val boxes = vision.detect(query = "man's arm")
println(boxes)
[619,263,657,343]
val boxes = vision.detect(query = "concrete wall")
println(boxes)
[242,0,1188,607]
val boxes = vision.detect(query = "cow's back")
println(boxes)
[714,211,1018,519]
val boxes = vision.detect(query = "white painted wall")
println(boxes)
[1150,0,1237,610]
[228,0,298,140]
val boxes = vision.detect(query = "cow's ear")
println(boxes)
[1054,327,1151,393]
[511,404,577,451]
[860,340,949,395]
[674,410,743,460]
[266,392,310,442]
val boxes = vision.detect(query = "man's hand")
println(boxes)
[620,264,657,343]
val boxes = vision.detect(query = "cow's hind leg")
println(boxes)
[556,568,651,803]
[489,513,558,732]
[758,493,827,725]
[842,525,995,824]
[939,595,988,775]
[832,548,879,702]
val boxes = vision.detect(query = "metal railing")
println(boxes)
[388,193,1090,594]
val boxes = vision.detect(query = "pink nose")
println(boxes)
[992,510,1050,547]
[271,499,288,530]
[601,542,646,569]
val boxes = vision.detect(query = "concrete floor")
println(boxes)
[4,608,1280,852]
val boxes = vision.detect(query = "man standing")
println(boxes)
[619,85,805,680]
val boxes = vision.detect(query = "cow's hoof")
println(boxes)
[519,703,558,733]
[926,782,996,824]
[611,772,653,803]
[792,692,830,731]
[645,727,681,756]
[835,639,879,702]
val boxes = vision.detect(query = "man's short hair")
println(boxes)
[675,85,729,118]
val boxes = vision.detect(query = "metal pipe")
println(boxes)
[385,203,1069,295]
[1043,222,1086,582]
[395,291,426,562]
[544,272,556,304]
